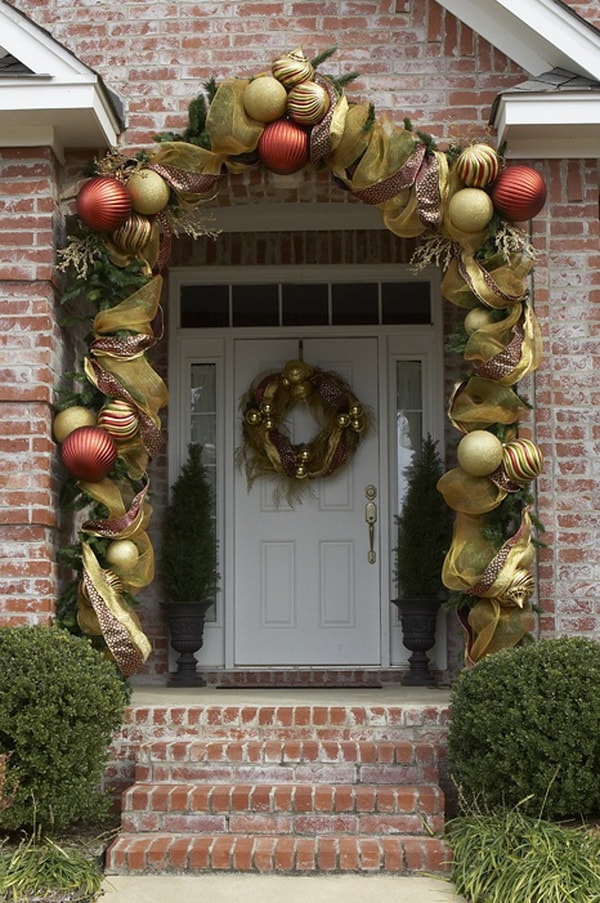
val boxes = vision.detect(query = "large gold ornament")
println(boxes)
[457,430,504,476]
[127,169,170,214]
[238,359,371,504]
[449,188,494,232]
[53,406,96,443]
[242,75,288,122]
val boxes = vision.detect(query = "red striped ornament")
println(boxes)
[287,80,330,126]
[490,165,547,221]
[97,399,140,441]
[502,438,544,485]
[456,144,500,188]
[258,119,310,175]
[76,177,132,233]
[61,426,118,482]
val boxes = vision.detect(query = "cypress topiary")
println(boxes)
[448,636,600,820]
[0,625,128,833]
[395,434,452,600]
[160,443,219,607]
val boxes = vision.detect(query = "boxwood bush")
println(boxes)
[448,637,600,820]
[0,625,128,833]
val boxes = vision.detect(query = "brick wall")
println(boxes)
[2,0,599,666]
[0,147,65,625]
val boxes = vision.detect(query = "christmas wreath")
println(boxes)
[238,358,371,505]
[53,45,548,672]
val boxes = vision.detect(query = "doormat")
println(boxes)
[215,683,383,690]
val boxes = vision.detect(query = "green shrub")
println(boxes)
[447,806,600,903]
[448,637,600,820]
[0,626,128,833]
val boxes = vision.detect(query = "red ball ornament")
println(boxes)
[258,119,310,175]
[76,177,132,233]
[61,426,118,482]
[490,165,547,222]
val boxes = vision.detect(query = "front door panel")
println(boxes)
[234,337,381,666]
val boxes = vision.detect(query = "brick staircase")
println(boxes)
[105,697,451,875]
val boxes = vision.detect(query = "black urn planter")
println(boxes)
[392,597,440,686]
[162,602,207,687]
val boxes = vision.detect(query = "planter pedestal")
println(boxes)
[162,603,207,687]
[392,597,440,686]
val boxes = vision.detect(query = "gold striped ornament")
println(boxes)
[287,80,331,126]
[456,144,500,188]
[97,399,140,441]
[271,47,314,87]
[502,438,544,485]
[111,212,154,256]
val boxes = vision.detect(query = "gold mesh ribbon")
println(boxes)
[443,510,536,663]
[464,303,543,386]
[80,545,151,676]
[437,467,507,515]
[442,251,534,310]
[448,377,529,433]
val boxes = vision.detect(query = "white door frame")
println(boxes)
[168,264,446,671]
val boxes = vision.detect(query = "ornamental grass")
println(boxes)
[0,834,104,903]
[446,805,600,903]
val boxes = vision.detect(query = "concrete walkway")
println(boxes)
[101,874,468,902]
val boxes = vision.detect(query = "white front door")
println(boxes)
[233,337,381,666]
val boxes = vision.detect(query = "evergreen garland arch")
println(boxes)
[55,46,546,674]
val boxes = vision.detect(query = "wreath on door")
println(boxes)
[238,358,372,505]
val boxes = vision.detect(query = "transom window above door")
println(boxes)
[180,281,431,328]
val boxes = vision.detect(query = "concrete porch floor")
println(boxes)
[128,684,452,706]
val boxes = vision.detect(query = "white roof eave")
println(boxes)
[0,80,123,160]
[491,91,600,158]
[435,0,600,80]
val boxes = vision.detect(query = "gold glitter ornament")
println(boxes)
[272,47,314,87]
[53,406,96,443]
[457,430,504,476]
[449,188,494,232]
[242,76,288,123]
[127,169,171,214]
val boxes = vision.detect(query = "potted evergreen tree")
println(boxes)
[160,443,219,687]
[392,434,453,685]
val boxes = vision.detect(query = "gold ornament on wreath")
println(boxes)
[238,359,372,505]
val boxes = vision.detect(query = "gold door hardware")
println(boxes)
[364,484,377,564]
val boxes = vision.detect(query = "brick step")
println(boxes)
[105,831,451,875]
[121,781,444,835]
[135,739,439,785]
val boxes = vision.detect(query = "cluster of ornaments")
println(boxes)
[242,48,331,175]
[76,167,172,255]
[450,144,547,227]
[456,429,544,487]
[53,404,143,577]
[54,400,141,482]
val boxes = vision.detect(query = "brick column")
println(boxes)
[0,147,65,625]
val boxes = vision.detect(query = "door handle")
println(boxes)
[364,485,377,564]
